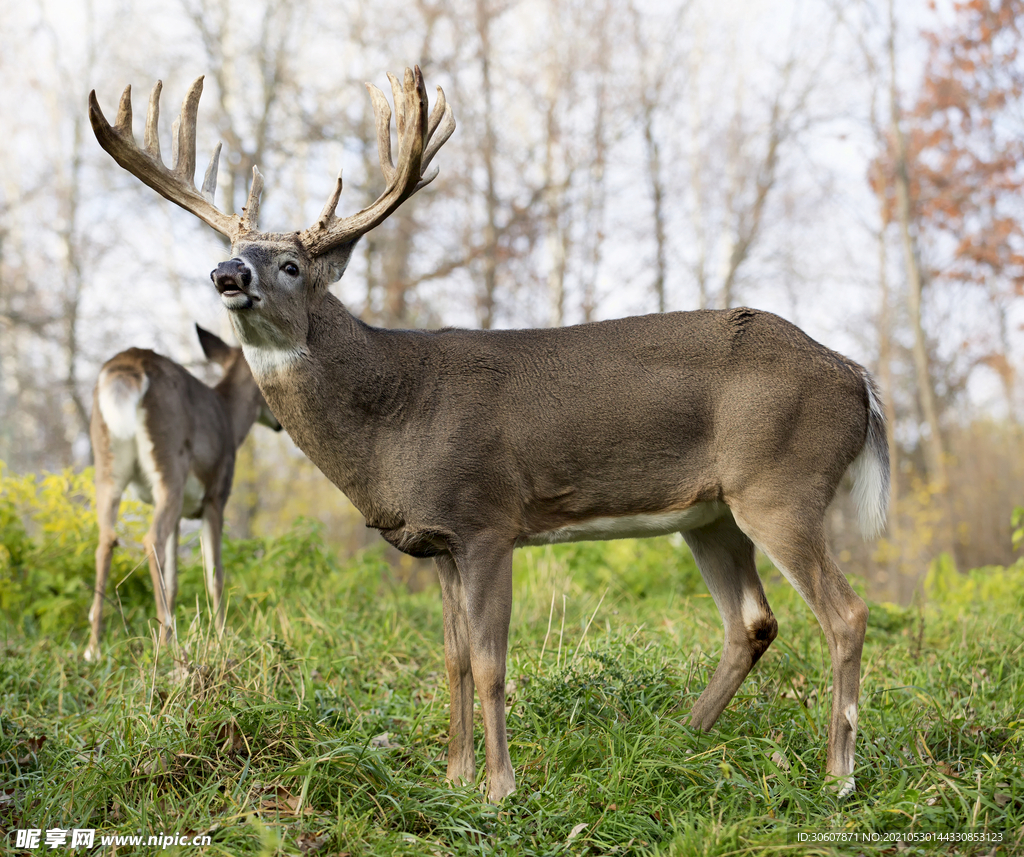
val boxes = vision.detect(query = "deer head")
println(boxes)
[88,68,455,357]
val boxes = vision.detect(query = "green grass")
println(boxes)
[1,520,1022,855]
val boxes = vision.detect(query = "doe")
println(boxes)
[85,324,280,661]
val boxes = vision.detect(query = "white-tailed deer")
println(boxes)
[89,69,888,801]
[84,324,281,662]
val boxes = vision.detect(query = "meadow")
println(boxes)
[1,466,1022,855]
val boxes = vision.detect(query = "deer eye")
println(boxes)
[282,262,300,277]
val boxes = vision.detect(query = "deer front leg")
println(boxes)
[435,553,476,787]
[455,537,515,803]
[200,502,227,635]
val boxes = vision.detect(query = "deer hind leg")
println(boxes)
[86,475,125,662]
[682,513,778,731]
[731,502,868,797]
[454,537,516,803]
[435,553,476,788]
[200,503,226,635]
[144,485,184,646]
[163,519,180,631]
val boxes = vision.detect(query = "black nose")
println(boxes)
[211,258,252,293]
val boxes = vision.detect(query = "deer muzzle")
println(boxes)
[211,259,255,309]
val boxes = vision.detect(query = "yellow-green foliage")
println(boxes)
[923,548,1024,614]
[1012,505,1024,552]
[0,462,149,633]
[517,536,705,604]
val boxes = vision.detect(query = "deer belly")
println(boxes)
[519,501,728,546]
[108,437,142,493]
[181,472,206,518]
[127,470,204,517]
[130,423,206,517]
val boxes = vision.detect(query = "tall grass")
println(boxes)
[1,467,1022,854]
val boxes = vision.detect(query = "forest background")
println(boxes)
[3,0,1024,603]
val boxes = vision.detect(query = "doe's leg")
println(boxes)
[144,482,184,646]
[86,476,123,662]
[200,502,227,635]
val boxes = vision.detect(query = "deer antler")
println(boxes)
[90,68,455,252]
[88,77,260,241]
[299,66,456,256]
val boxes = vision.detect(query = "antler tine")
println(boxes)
[201,142,222,203]
[388,71,407,147]
[420,87,456,184]
[114,85,133,135]
[426,85,447,141]
[171,116,180,174]
[89,77,242,241]
[241,166,264,231]
[174,77,203,182]
[400,68,429,182]
[315,170,344,229]
[366,82,396,186]
[144,82,162,159]
[298,67,455,257]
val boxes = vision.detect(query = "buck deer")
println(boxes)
[89,68,889,801]
[84,324,281,662]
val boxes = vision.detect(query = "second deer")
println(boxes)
[84,325,280,662]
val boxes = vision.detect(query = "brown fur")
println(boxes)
[90,70,889,802]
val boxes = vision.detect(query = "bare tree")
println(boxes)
[0,0,117,468]
[884,0,948,499]
[627,1,683,313]
[676,3,832,311]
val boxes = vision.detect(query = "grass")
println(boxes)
[1,520,1023,855]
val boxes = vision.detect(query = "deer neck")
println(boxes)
[240,291,424,521]
[213,364,260,449]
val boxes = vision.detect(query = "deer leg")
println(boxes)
[454,537,515,803]
[682,514,778,730]
[162,519,180,626]
[200,503,226,635]
[435,552,476,787]
[732,504,868,797]
[86,478,123,662]
[144,486,184,646]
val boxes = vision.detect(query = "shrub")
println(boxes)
[0,463,151,635]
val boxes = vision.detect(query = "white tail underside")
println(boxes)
[847,374,890,539]
[97,371,149,439]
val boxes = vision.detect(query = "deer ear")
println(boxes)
[320,240,358,284]
[195,324,233,366]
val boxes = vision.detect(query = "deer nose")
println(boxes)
[211,258,252,293]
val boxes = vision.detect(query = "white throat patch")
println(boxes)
[240,342,309,379]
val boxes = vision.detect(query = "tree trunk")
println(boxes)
[886,0,955,562]
[476,0,501,330]
[887,23,947,497]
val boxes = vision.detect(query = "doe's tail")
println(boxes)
[97,365,149,440]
